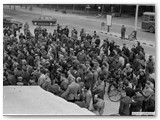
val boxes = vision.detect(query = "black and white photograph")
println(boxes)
[3,3,156,116]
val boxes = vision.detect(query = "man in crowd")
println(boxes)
[92,94,105,115]
[130,89,144,115]
[119,90,131,116]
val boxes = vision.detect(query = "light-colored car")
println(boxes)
[32,15,57,26]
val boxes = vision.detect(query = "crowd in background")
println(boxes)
[3,22,155,115]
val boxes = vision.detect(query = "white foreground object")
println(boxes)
[3,86,95,115]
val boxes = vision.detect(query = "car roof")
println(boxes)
[143,12,155,16]
[39,15,53,18]
[3,15,13,19]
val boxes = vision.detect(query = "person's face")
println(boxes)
[145,83,150,88]
[114,50,117,55]
[136,92,141,97]
[118,70,121,74]
[140,71,144,76]
[94,95,98,102]
[46,72,50,76]
[149,58,153,61]
[121,92,126,97]
[26,52,29,56]
[133,45,135,48]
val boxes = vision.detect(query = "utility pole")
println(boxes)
[56,4,59,9]
[14,5,16,10]
[41,4,43,16]
[29,5,32,10]
[73,4,75,10]
[134,5,139,39]
[119,5,122,17]
[25,4,27,9]
[101,4,104,15]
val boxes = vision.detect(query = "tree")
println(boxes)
[25,4,27,9]
[101,5,105,15]
[119,5,122,16]
[14,5,16,10]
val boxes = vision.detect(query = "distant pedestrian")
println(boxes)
[24,22,29,36]
[121,25,126,39]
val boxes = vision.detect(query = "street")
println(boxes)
[3,5,156,58]
[3,5,156,115]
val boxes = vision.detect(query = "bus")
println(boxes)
[141,12,155,33]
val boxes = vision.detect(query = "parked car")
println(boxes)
[32,16,57,26]
[3,15,23,30]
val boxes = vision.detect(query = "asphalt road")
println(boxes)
[3,6,156,58]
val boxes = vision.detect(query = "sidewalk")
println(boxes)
[100,30,155,47]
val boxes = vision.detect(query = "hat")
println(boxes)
[18,76,23,82]
[76,77,81,82]
[139,69,145,72]
[149,55,153,60]
[40,68,47,74]
[147,77,155,85]
[126,63,130,67]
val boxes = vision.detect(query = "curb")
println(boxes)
[100,31,155,47]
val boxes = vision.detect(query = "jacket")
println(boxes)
[130,95,144,113]
[63,82,80,100]
[119,96,131,116]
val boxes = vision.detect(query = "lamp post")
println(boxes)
[86,5,90,14]
[14,5,16,10]
[119,5,122,17]
[98,6,101,14]
[101,5,104,15]
[73,4,75,10]
[40,4,43,16]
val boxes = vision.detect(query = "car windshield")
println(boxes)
[39,16,53,20]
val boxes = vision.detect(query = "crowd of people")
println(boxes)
[3,22,155,115]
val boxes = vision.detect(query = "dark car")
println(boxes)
[3,16,23,30]
[32,16,57,26]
